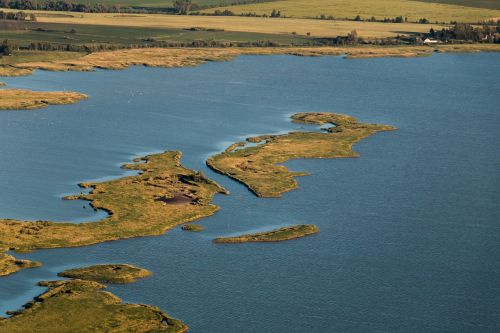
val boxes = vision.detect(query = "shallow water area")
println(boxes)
[0,53,499,332]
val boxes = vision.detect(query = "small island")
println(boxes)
[0,253,41,277]
[213,224,319,243]
[181,224,205,232]
[0,89,87,110]
[0,279,188,333]
[58,264,151,284]
[207,112,395,197]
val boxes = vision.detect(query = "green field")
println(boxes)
[0,20,311,48]
[203,0,500,22]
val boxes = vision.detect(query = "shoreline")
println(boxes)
[0,89,87,110]
[1,45,498,110]
[0,151,228,253]
[2,44,499,78]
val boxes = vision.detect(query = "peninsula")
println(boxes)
[207,112,395,197]
[0,151,227,253]
[0,253,41,276]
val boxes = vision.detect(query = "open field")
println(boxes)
[203,0,500,22]
[0,279,187,332]
[12,10,446,38]
[416,0,500,10]
[214,224,319,243]
[58,264,151,284]
[0,89,87,110]
[0,20,311,48]
[207,112,395,197]
[0,151,227,253]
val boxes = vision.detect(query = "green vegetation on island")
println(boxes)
[0,279,188,333]
[58,264,151,284]
[0,253,41,276]
[214,224,319,243]
[181,224,205,231]
[0,151,227,253]
[207,112,395,197]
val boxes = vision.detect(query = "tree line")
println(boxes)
[427,23,500,43]
[0,9,35,20]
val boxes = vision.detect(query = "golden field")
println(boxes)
[20,10,446,38]
[204,0,500,23]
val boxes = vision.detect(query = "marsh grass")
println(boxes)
[207,112,396,197]
[0,89,87,110]
[214,224,319,243]
[0,279,188,332]
[58,264,151,284]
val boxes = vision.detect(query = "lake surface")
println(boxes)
[0,53,499,332]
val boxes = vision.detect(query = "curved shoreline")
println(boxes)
[2,45,499,78]
[0,253,41,277]
[0,151,228,253]
[207,112,396,198]
[0,279,188,332]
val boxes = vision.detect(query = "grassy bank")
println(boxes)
[181,224,205,231]
[58,264,152,284]
[207,112,395,197]
[2,44,499,78]
[0,253,41,276]
[214,224,319,243]
[0,89,87,110]
[0,279,187,332]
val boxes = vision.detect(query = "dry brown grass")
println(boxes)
[0,89,87,110]
[0,253,41,276]
[5,44,499,77]
[204,0,500,23]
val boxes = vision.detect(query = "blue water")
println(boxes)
[0,53,499,332]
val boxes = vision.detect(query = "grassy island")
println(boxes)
[0,89,88,110]
[181,224,205,232]
[0,253,41,277]
[207,112,395,197]
[58,264,151,284]
[214,224,319,243]
[0,151,227,253]
[0,279,187,333]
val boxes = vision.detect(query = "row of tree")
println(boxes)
[428,23,500,43]
[2,0,129,13]
[0,9,35,20]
